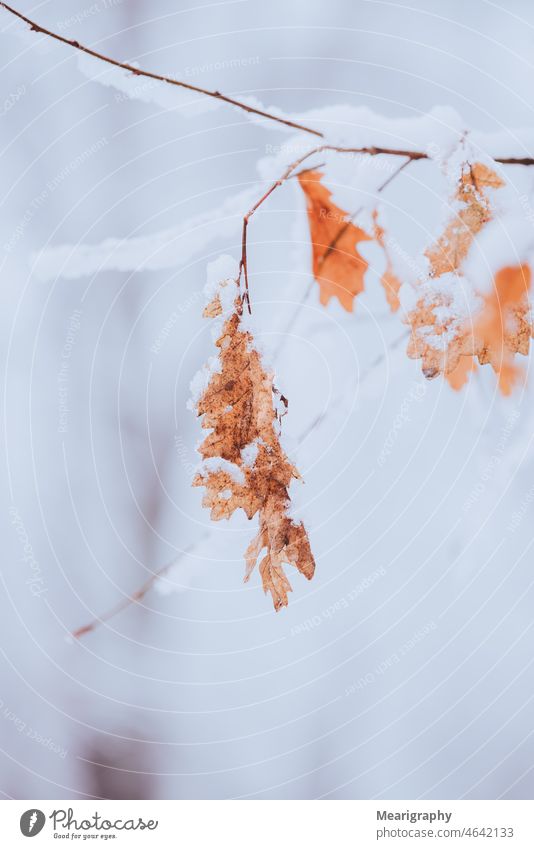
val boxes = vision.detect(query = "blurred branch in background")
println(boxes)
[71,537,208,639]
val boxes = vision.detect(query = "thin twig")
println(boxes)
[239,146,325,308]
[72,536,208,638]
[3,3,534,166]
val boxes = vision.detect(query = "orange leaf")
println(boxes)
[373,210,402,312]
[425,163,503,277]
[298,170,372,312]
[446,356,477,391]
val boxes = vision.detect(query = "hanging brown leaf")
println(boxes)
[191,273,315,610]
[298,169,372,312]
[373,210,402,312]
[404,159,524,391]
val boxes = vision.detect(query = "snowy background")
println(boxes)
[1,0,534,800]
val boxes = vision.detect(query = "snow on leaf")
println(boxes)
[298,169,372,312]
[425,162,503,277]
[445,356,477,391]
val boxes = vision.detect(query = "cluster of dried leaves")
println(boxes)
[298,161,533,396]
[193,154,533,611]
[192,279,315,611]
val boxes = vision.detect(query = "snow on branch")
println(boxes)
[3,2,534,163]
[31,186,259,282]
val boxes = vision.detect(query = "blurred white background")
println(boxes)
[1,0,534,799]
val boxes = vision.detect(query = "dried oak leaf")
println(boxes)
[192,276,315,610]
[298,169,372,312]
